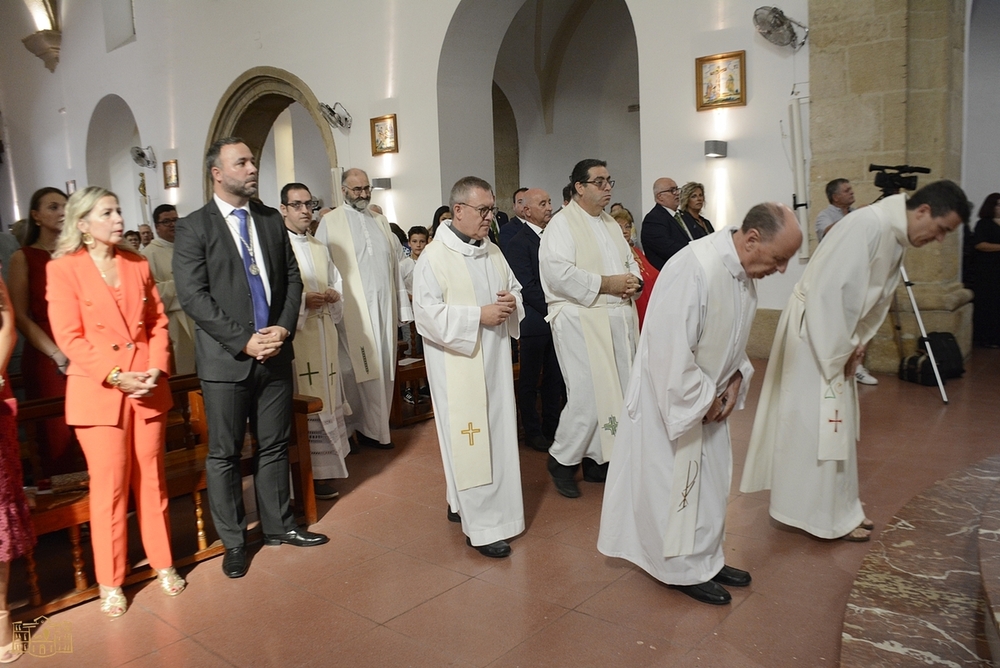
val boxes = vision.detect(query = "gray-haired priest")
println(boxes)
[412,176,525,559]
[598,203,802,605]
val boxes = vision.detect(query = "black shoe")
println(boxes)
[466,537,511,558]
[402,388,415,404]
[418,385,431,397]
[356,432,395,450]
[711,565,751,587]
[222,546,248,578]
[313,480,339,500]
[669,581,731,605]
[582,457,609,483]
[447,508,461,523]
[547,455,580,498]
[263,528,330,547]
[527,435,552,452]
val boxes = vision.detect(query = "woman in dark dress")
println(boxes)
[8,188,80,475]
[973,192,1000,347]
[679,181,715,238]
[0,271,35,663]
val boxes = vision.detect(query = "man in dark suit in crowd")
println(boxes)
[504,188,564,451]
[174,137,328,579]
[499,187,528,250]
[640,176,709,270]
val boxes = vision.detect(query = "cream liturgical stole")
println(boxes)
[291,238,339,416]
[662,238,743,558]
[559,200,638,460]
[425,237,513,491]
[818,371,859,461]
[320,207,399,383]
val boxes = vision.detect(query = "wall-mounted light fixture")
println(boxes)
[371,177,392,190]
[705,140,728,158]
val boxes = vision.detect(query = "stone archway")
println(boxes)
[86,93,143,230]
[204,67,339,203]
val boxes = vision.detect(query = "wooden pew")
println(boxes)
[15,374,320,619]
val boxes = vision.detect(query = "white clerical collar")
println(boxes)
[286,229,309,241]
[526,222,544,237]
[715,228,749,282]
[441,222,488,257]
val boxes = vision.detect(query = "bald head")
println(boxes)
[653,177,679,211]
[521,188,553,227]
[733,203,802,279]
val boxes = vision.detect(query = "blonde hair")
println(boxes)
[678,182,705,213]
[54,186,136,258]
[611,208,636,243]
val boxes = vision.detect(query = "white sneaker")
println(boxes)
[855,365,878,385]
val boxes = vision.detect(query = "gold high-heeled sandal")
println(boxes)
[156,566,186,596]
[99,584,127,618]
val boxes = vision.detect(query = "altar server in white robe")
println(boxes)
[143,204,196,374]
[413,176,525,558]
[281,184,350,500]
[539,159,640,499]
[315,168,412,449]
[599,203,802,606]
[740,181,969,542]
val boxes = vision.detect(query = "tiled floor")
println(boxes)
[14,349,1000,667]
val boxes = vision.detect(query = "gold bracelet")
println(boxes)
[106,366,122,387]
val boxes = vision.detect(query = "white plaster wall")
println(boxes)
[963,0,1000,219]
[259,103,333,212]
[494,0,641,219]
[0,0,808,307]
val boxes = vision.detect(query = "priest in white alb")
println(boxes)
[281,183,350,501]
[315,168,412,450]
[740,181,970,542]
[412,176,525,559]
[539,159,640,498]
[598,203,802,605]
[142,204,196,374]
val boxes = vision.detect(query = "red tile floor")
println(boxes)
[15,349,1000,667]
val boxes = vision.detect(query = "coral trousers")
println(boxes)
[76,401,172,587]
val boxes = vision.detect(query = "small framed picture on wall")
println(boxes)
[163,160,180,189]
[370,114,399,156]
[695,51,746,111]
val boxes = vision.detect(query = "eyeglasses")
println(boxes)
[582,178,615,190]
[284,200,317,211]
[344,185,372,196]
[656,187,680,197]
[455,202,498,221]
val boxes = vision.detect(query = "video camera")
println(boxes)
[869,163,931,198]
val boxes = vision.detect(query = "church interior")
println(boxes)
[2,0,999,665]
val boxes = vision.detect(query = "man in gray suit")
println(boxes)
[174,137,327,579]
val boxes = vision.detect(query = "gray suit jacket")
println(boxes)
[173,198,302,382]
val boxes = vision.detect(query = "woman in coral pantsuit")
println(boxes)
[47,187,184,618]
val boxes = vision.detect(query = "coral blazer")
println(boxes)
[47,248,173,426]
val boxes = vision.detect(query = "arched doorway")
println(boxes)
[437,0,640,214]
[85,94,144,230]
[963,0,1000,213]
[204,67,339,205]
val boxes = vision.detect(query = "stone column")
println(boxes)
[806,0,970,373]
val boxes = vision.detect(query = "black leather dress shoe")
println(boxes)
[547,455,580,498]
[669,581,731,605]
[447,508,461,523]
[222,546,248,578]
[263,528,330,547]
[527,435,552,452]
[711,564,751,587]
[582,458,609,483]
[356,432,394,450]
[466,537,511,558]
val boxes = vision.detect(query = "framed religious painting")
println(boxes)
[695,51,746,111]
[370,114,399,156]
[163,160,180,189]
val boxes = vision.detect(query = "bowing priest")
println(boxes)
[598,203,802,606]
[539,159,640,498]
[315,168,412,450]
[412,176,525,559]
[281,183,350,501]
[741,181,970,543]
